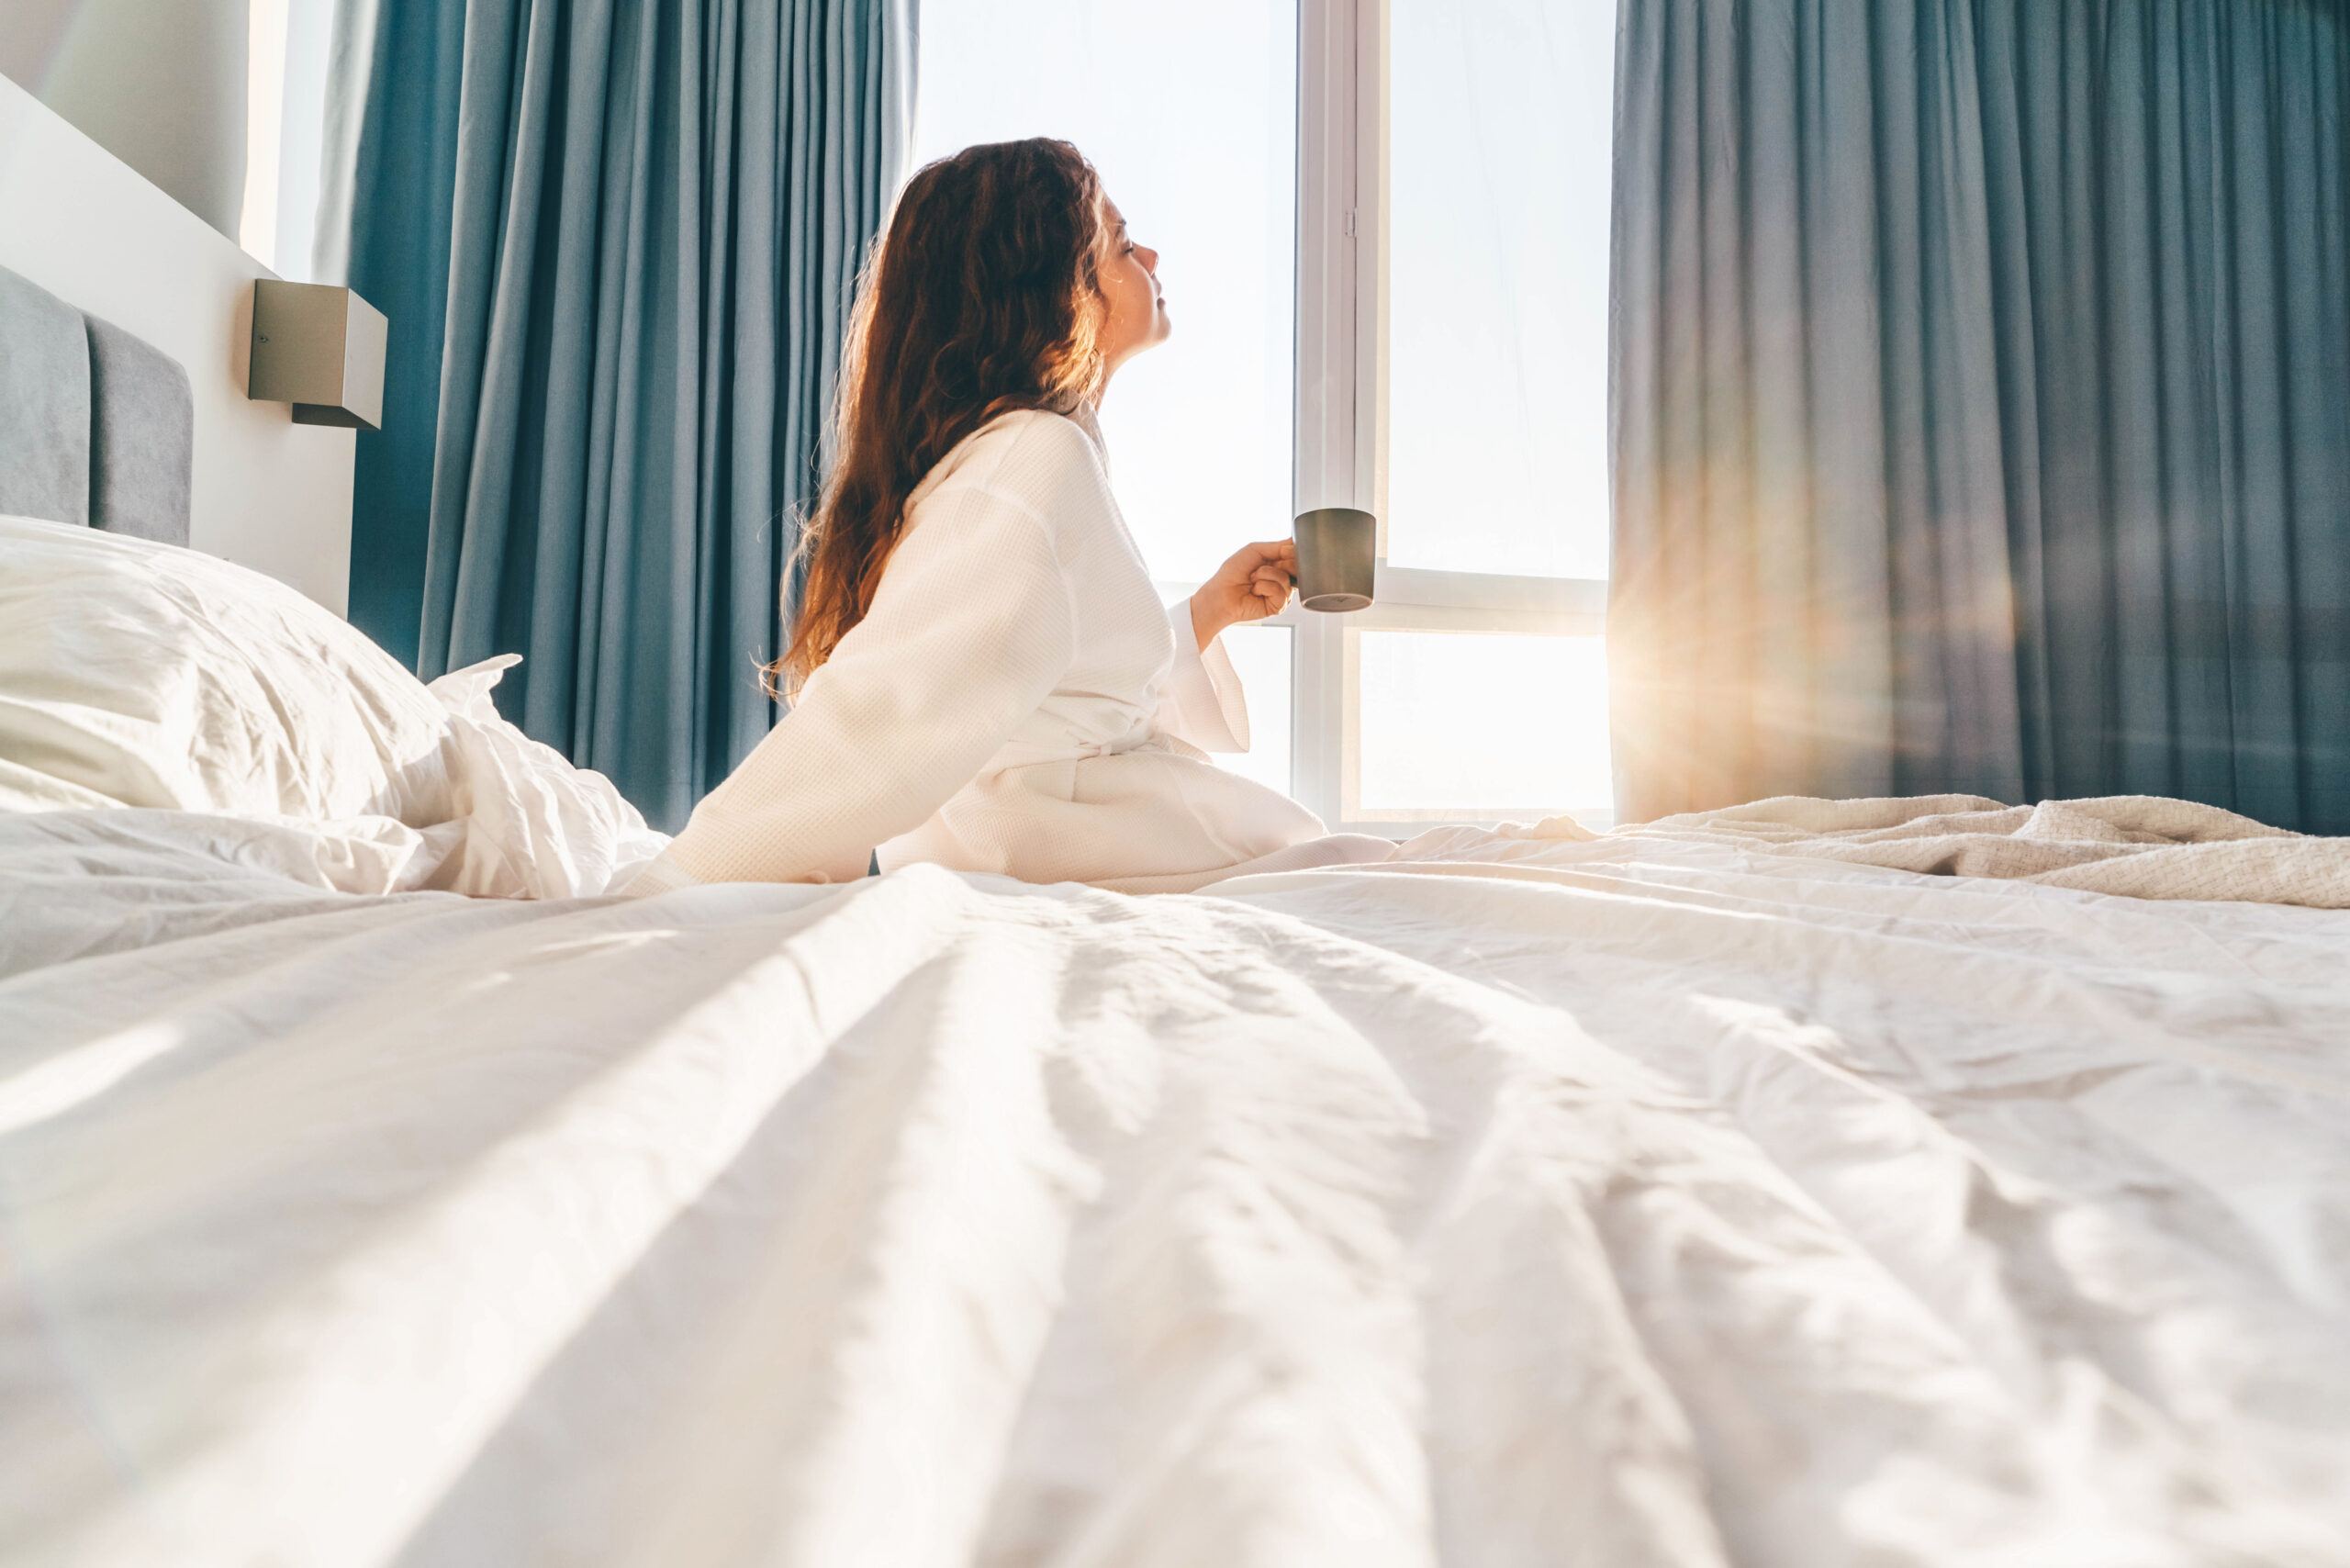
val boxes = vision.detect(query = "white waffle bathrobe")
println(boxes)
[631,409,1377,894]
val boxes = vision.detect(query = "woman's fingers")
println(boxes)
[1198,542,1299,632]
[1229,540,1296,577]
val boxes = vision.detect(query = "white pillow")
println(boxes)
[0,513,461,823]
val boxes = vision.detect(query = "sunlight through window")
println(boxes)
[912,0,1296,586]
[1388,0,1617,581]
[917,0,1620,828]
[1214,622,1293,797]
[1358,632,1611,819]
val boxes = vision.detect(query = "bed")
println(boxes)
[3,271,2347,1568]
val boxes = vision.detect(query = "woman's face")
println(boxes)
[1094,196,1169,376]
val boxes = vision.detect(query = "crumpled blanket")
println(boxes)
[12,820,2350,1565]
[1554,794,2350,908]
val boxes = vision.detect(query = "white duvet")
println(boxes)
[5,798,2348,1568]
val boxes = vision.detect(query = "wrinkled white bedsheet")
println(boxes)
[1586,794,2350,907]
[3,811,2347,1567]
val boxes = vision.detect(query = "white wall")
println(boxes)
[0,73,353,614]
[15,0,252,241]
[0,0,79,97]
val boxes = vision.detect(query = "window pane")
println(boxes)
[1387,0,1617,580]
[1357,631,1611,816]
[913,1,1295,585]
[1211,622,1292,798]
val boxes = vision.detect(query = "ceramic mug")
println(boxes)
[1292,507,1376,612]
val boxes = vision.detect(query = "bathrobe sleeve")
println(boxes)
[1151,597,1251,754]
[630,480,1079,890]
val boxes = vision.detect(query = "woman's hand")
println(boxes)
[1188,539,1296,649]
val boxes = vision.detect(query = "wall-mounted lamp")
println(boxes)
[247,281,386,431]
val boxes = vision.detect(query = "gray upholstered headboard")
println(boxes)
[0,263,194,546]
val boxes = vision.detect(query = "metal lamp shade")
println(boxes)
[247,281,387,431]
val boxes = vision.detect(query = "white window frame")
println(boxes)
[1276,0,1609,836]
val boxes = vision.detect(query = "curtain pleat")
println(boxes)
[332,0,464,675]
[1611,0,2350,833]
[332,0,913,828]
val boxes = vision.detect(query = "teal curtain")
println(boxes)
[327,0,463,678]
[330,0,913,828]
[1610,0,2350,834]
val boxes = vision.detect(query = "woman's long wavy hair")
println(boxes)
[776,138,1110,695]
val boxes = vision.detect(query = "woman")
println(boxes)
[628,139,1392,895]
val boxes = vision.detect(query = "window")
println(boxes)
[1217,622,1295,798]
[1388,1,1616,584]
[239,0,336,278]
[1353,631,1610,821]
[1304,0,1617,833]
[912,0,1296,587]
[917,0,1617,833]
